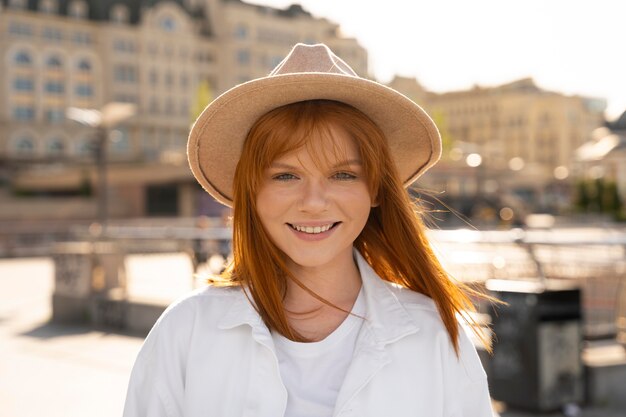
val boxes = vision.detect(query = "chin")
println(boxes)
[282,246,353,271]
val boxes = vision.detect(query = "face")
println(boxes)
[255,124,375,273]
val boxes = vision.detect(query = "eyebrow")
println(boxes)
[269,159,363,170]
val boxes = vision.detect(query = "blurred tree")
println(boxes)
[190,79,213,122]
[593,178,605,213]
[79,170,92,197]
[431,110,454,158]
[602,180,623,219]
[574,179,590,212]
[574,178,623,219]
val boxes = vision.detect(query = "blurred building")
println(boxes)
[392,77,607,216]
[0,0,366,222]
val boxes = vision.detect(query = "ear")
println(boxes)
[370,195,380,208]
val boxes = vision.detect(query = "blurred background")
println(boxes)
[1,1,625,416]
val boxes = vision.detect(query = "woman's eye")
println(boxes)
[273,173,298,181]
[333,172,357,180]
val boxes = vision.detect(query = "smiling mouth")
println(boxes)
[287,222,341,234]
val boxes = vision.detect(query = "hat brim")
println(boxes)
[188,73,441,207]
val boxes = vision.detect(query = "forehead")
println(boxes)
[273,122,360,164]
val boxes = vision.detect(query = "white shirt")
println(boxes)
[272,289,365,417]
[123,249,494,417]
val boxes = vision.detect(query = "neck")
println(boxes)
[283,252,362,315]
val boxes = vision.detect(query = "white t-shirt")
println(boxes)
[271,289,365,417]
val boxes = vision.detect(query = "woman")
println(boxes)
[124,44,494,417]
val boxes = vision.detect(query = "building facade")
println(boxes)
[0,0,610,225]
[0,0,367,221]
[390,77,607,216]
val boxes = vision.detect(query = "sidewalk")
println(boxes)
[1,256,624,417]
[0,257,143,417]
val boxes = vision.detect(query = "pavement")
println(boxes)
[1,255,624,417]
[0,257,143,417]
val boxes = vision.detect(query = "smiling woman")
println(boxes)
[124,44,494,417]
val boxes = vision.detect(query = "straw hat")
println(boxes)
[188,43,441,207]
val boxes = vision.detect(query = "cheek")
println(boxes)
[255,188,272,223]
[336,187,374,221]
[256,186,291,221]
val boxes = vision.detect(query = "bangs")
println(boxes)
[239,100,386,199]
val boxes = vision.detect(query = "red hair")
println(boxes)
[217,100,485,353]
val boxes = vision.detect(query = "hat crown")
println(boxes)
[269,43,358,77]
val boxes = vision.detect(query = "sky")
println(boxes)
[247,0,625,120]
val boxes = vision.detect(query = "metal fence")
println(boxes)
[429,229,626,339]
[5,219,626,341]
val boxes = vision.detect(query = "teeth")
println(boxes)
[292,223,334,234]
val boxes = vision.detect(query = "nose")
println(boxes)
[298,179,329,213]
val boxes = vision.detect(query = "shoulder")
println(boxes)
[138,285,244,356]
[170,283,243,309]
[155,284,242,323]
[382,280,441,323]
[382,281,487,381]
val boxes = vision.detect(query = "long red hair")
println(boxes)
[218,99,483,353]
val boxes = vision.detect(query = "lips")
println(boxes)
[287,222,340,234]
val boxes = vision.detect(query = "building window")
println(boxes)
[110,4,130,24]
[13,107,36,121]
[195,51,214,63]
[9,0,27,10]
[149,70,158,86]
[68,0,88,19]
[165,98,174,114]
[234,24,248,39]
[149,98,159,114]
[39,0,58,14]
[14,136,36,156]
[45,81,64,94]
[111,128,130,154]
[14,50,33,66]
[180,73,188,88]
[114,94,137,104]
[180,101,189,117]
[46,137,65,155]
[45,108,65,123]
[8,21,33,37]
[42,27,63,41]
[237,49,250,65]
[75,84,93,97]
[114,65,137,83]
[159,16,177,32]
[72,31,92,45]
[75,138,95,157]
[165,72,173,86]
[270,55,282,68]
[46,55,63,68]
[77,58,92,72]
[113,39,136,53]
[14,78,34,92]
[141,129,158,160]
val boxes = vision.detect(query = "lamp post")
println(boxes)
[66,103,136,235]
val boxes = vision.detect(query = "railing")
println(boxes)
[11,219,624,342]
[428,228,626,340]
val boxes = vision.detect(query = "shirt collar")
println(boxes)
[353,248,421,345]
[217,248,421,345]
